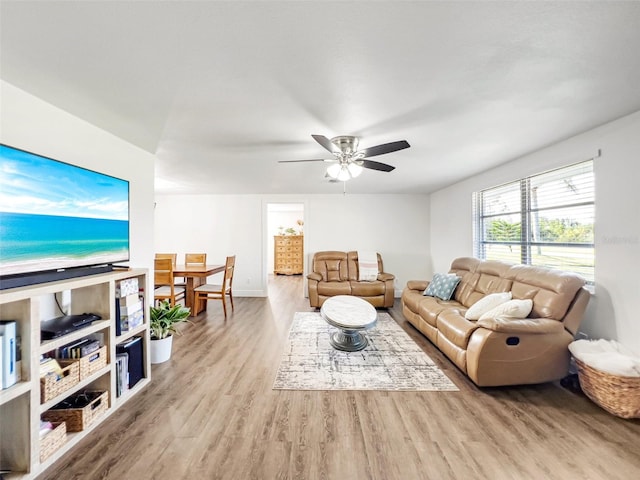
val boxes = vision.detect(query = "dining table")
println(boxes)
[173,263,225,316]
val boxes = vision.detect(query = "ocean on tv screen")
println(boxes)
[0,212,129,275]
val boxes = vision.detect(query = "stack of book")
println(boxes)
[115,352,129,397]
[115,278,143,335]
[116,336,143,390]
[57,337,101,359]
[118,294,144,333]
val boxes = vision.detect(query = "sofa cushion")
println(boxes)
[351,280,386,297]
[464,292,512,320]
[437,309,481,349]
[317,281,351,296]
[417,296,461,328]
[423,273,461,300]
[326,260,343,281]
[312,251,349,282]
[505,264,585,320]
[478,299,533,321]
[453,259,513,308]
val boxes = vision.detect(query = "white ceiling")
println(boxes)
[2,1,640,195]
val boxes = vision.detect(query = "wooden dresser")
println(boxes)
[274,235,303,275]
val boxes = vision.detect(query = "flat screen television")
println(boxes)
[0,144,130,290]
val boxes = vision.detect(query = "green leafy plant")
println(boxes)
[149,300,191,340]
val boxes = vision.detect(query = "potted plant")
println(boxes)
[149,300,191,364]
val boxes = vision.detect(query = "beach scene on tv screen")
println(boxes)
[0,145,129,276]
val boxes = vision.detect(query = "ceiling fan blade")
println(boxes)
[361,159,395,172]
[278,158,329,163]
[360,140,410,158]
[312,134,339,153]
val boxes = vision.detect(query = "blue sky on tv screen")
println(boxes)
[0,145,128,220]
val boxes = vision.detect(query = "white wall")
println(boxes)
[0,81,156,293]
[430,110,640,353]
[154,193,430,297]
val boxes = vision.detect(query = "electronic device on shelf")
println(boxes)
[40,313,102,341]
[0,143,130,290]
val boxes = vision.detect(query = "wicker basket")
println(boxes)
[78,345,108,380]
[42,390,109,432]
[40,361,80,403]
[40,421,67,462]
[575,358,640,419]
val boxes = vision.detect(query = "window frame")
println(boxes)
[473,160,595,284]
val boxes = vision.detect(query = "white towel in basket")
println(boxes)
[569,339,640,377]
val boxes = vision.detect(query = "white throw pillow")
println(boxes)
[478,299,533,321]
[464,292,512,321]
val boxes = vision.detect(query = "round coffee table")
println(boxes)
[320,295,378,351]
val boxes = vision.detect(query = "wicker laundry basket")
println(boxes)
[575,358,640,419]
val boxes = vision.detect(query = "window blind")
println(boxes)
[474,159,595,283]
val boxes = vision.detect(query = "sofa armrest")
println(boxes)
[377,272,395,282]
[378,272,395,307]
[406,280,428,292]
[476,317,564,334]
[307,272,321,307]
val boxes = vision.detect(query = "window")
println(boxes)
[474,160,595,284]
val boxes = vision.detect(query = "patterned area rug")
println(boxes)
[273,312,459,391]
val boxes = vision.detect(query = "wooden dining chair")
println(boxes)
[155,253,177,267]
[193,255,236,317]
[185,253,207,283]
[156,252,185,286]
[154,257,186,307]
[185,253,207,266]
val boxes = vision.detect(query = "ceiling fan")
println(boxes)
[278,135,410,181]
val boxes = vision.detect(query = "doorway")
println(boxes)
[266,203,305,276]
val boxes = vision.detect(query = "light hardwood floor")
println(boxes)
[40,275,640,480]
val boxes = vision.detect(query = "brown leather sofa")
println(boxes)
[307,251,395,308]
[402,257,590,387]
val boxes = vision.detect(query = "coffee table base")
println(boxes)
[330,329,369,352]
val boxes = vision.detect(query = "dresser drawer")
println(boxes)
[274,235,303,275]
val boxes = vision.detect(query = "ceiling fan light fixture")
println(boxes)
[327,162,364,181]
[326,163,342,179]
[336,166,352,182]
[347,163,363,178]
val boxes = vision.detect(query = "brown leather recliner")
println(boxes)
[402,257,591,387]
[307,251,395,308]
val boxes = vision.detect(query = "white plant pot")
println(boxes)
[150,335,173,364]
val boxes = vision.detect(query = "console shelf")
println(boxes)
[0,381,31,406]
[0,268,151,479]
